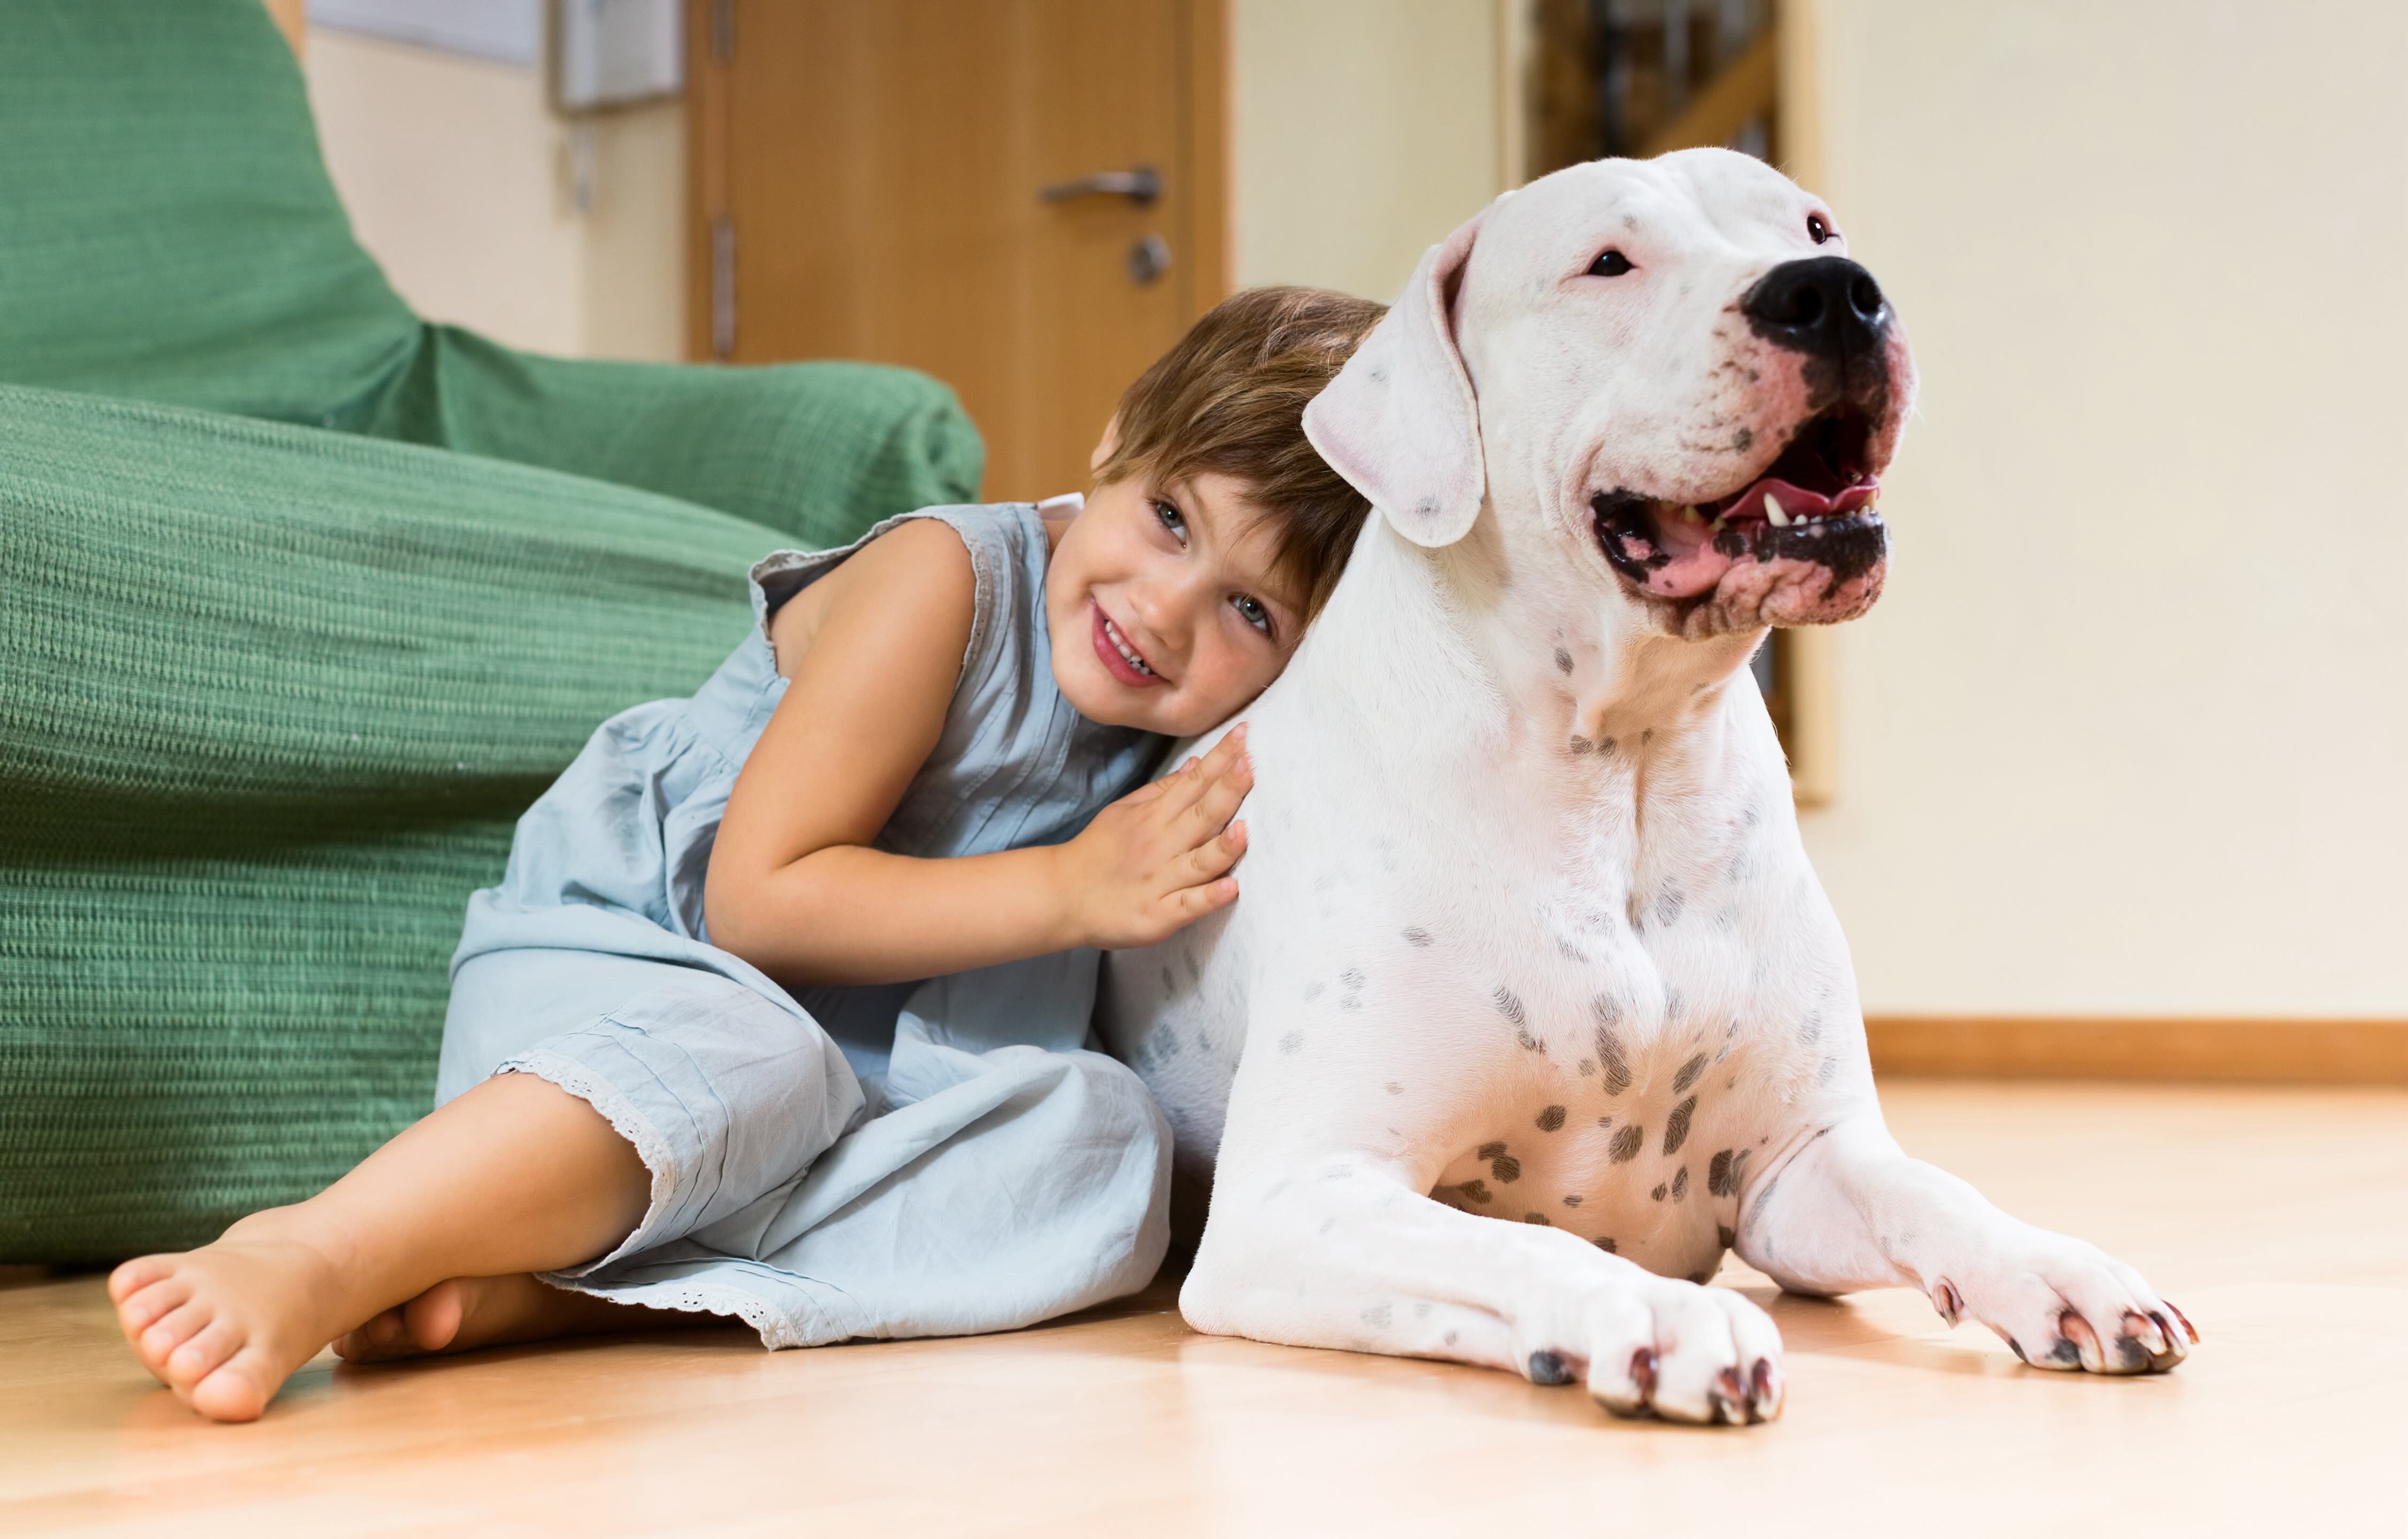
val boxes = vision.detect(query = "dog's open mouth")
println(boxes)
[1591,408,1889,625]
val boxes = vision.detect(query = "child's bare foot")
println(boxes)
[107,1207,367,1423]
[333,1274,666,1362]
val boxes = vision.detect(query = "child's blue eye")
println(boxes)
[1153,500,1187,544]
[1232,594,1272,636]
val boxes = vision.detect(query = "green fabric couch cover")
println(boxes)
[0,2,984,1260]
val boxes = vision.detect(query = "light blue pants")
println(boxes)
[437,939,1173,1348]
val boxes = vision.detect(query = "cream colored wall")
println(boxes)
[1788,0,2408,1016]
[297,4,2401,1019]
[1230,0,1513,300]
[304,29,684,361]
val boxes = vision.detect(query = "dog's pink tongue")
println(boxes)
[1707,475,1879,522]
[1644,508,1734,599]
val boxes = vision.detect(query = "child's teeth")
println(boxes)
[1107,618,1149,674]
[1763,492,1790,528]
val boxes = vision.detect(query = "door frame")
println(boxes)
[683,0,1230,365]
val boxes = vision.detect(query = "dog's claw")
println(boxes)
[2163,1300,2199,1344]
[2060,1311,2107,1373]
[1713,1366,1747,1424]
[1748,1357,1782,1421]
[1630,1346,1659,1404]
[1930,1277,1964,1327]
[2123,1309,2168,1355]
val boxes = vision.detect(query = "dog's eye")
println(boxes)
[1808,214,1832,243]
[1586,249,1633,278]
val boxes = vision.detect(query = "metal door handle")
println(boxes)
[1040,165,1161,206]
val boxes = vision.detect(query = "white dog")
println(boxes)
[1096,148,2194,1425]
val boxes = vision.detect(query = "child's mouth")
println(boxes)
[1091,602,1163,688]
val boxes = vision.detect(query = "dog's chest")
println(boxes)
[1407,829,1827,1280]
[1424,1017,1790,1279]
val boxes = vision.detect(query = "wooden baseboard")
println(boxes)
[1866,1017,2408,1085]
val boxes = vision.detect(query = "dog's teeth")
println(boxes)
[1709,515,1726,534]
[1679,505,1703,525]
[1763,492,1790,528]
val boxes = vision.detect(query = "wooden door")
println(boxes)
[689,0,1228,503]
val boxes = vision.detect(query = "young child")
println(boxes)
[108,286,1387,1422]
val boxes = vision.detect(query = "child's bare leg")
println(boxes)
[333,1271,701,1363]
[107,1072,650,1422]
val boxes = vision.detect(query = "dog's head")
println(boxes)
[1305,149,1915,640]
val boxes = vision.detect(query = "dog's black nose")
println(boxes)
[1742,256,1889,358]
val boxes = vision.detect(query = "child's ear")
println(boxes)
[1302,203,1492,548]
[1089,413,1122,476]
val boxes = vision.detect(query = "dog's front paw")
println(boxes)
[1931,1229,2196,1375]
[1519,1278,1784,1425]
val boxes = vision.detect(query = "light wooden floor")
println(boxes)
[6,1080,2404,1537]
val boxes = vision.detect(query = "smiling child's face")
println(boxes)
[1043,448,1305,738]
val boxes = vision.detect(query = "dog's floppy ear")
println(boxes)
[1303,207,1489,548]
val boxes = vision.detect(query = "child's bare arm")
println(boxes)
[704,520,1249,988]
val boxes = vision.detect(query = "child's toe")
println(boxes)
[108,1254,176,1303]
[115,1274,193,1335]
[164,1319,246,1390]
[138,1300,215,1369]
[188,1349,279,1423]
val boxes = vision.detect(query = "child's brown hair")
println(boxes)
[1095,285,1387,621]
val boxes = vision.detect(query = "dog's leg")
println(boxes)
[1185,1142,1785,1424]
[1736,1116,2194,1373]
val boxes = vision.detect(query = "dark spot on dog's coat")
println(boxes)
[1536,1105,1567,1132]
[1672,1054,1708,1094]
[1553,646,1574,674]
[1339,967,1366,991]
[1362,1302,1393,1329]
[1671,1165,1689,1201]
[1458,1179,1492,1204]
[1278,1031,1304,1054]
[1492,987,1525,1025]
[1717,1224,1736,1249]
[1609,1125,1645,1163]
[1577,1058,1596,1076]
[1401,926,1432,947]
[1477,1141,1506,1160]
[1664,1095,1698,1155]
[1524,1212,1550,1225]
[1528,1349,1574,1385]
[1708,1148,1736,1197]
[1563,1194,1583,1208]
[1650,1183,1668,1202]
[1385,1081,1405,1096]
[1492,1155,1522,1184]
[1592,1007,1633,1094]
[2046,1338,2083,1368]
[1594,1237,1618,1253]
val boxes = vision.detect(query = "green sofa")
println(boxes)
[0,1,985,1261]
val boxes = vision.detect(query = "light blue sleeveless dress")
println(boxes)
[438,502,1175,1347]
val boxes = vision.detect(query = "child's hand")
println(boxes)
[1058,725,1253,950]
